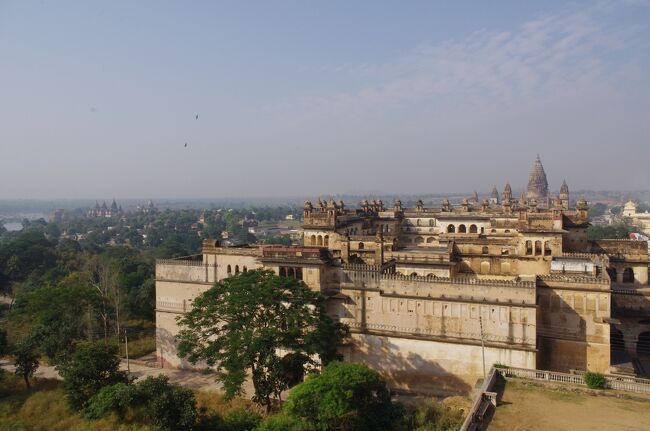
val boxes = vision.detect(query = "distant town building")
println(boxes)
[137,200,158,214]
[623,201,650,236]
[51,208,65,223]
[88,199,122,218]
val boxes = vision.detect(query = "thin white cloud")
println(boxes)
[263,2,649,118]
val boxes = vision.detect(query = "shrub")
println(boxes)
[221,407,262,431]
[284,362,396,431]
[493,362,506,369]
[255,413,312,431]
[136,375,198,431]
[584,372,606,389]
[394,399,465,431]
[85,382,135,419]
[57,341,128,410]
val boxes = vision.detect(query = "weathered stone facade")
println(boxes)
[155,164,650,394]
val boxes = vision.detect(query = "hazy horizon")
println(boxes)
[2,1,650,199]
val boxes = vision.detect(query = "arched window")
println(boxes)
[469,224,478,233]
[324,235,329,247]
[623,267,634,283]
[410,272,418,277]
[310,235,316,246]
[534,240,542,255]
[504,229,510,233]
[243,266,247,273]
[317,235,323,246]
[482,246,489,254]
[426,237,435,243]
[491,229,497,233]
[458,224,467,233]
[429,219,435,227]
[544,242,552,256]
[416,219,421,226]
[227,264,232,275]
[525,241,533,255]
[447,224,455,233]
[358,242,364,250]
[415,236,424,244]
[235,265,240,274]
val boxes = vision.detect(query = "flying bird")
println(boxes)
[195,114,198,120]
[184,143,188,147]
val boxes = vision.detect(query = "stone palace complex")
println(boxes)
[155,157,650,395]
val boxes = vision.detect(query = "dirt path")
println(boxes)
[0,358,255,395]
[489,380,650,431]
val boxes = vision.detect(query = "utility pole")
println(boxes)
[124,329,130,375]
[478,315,480,381]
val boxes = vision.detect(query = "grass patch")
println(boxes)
[506,380,585,404]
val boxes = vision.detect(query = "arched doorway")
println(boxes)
[447,224,455,233]
[637,332,650,356]
[623,268,634,283]
[458,224,467,233]
[610,327,624,352]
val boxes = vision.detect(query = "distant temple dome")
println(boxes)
[526,155,549,207]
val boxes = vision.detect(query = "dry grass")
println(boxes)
[0,372,154,431]
[489,379,650,431]
[194,390,260,417]
[0,370,262,431]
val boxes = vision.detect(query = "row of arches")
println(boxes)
[446,224,480,234]
[226,264,247,275]
[279,266,303,281]
[607,267,635,283]
[611,328,650,356]
[309,234,329,247]
[525,240,551,256]
[410,219,436,227]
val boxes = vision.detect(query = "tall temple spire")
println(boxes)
[526,155,549,207]
[490,186,499,204]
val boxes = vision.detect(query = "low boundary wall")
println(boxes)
[459,368,499,431]
[461,365,650,431]
[499,366,650,394]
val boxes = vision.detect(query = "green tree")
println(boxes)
[587,222,636,240]
[176,270,346,412]
[15,272,102,363]
[588,203,608,218]
[85,382,135,419]
[57,340,128,410]
[284,362,396,431]
[13,336,40,389]
[135,375,198,431]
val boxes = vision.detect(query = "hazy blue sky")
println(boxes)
[1,1,649,199]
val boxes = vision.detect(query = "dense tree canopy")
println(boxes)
[176,270,347,412]
[284,362,397,431]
